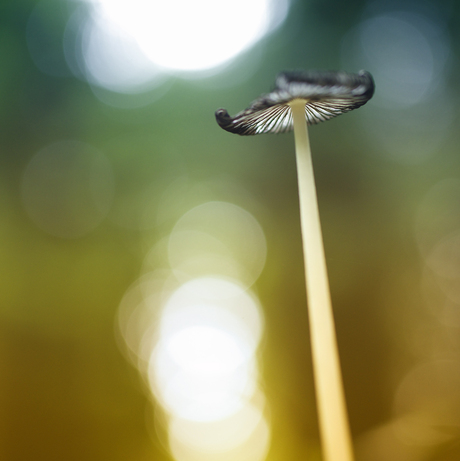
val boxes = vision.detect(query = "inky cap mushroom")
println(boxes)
[215,69,375,461]
[215,70,375,135]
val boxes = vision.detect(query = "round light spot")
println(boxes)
[146,276,264,421]
[116,271,172,367]
[166,326,250,374]
[168,230,242,282]
[93,0,288,72]
[360,15,435,107]
[168,402,270,461]
[65,0,289,94]
[150,341,257,421]
[80,12,165,94]
[168,403,267,453]
[342,8,451,109]
[341,6,453,164]
[168,202,267,288]
[160,277,264,350]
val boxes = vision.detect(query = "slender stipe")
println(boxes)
[290,99,354,461]
[215,69,374,461]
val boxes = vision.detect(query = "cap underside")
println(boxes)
[215,70,375,135]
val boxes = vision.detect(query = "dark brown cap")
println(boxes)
[215,70,375,135]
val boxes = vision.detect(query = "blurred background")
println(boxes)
[1,0,460,460]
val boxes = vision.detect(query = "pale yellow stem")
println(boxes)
[289,99,354,461]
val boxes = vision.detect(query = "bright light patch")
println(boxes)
[160,277,263,349]
[68,0,289,94]
[168,403,267,453]
[168,230,243,283]
[169,403,270,461]
[91,0,282,72]
[150,341,257,421]
[166,326,249,374]
[116,200,270,458]
[80,13,164,93]
[168,202,267,288]
[135,0,268,71]
[116,271,174,368]
[146,277,264,422]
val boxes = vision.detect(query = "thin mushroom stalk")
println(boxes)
[215,70,374,461]
[290,98,353,461]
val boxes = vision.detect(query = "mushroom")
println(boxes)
[215,70,375,461]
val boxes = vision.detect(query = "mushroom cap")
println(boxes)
[215,70,375,135]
